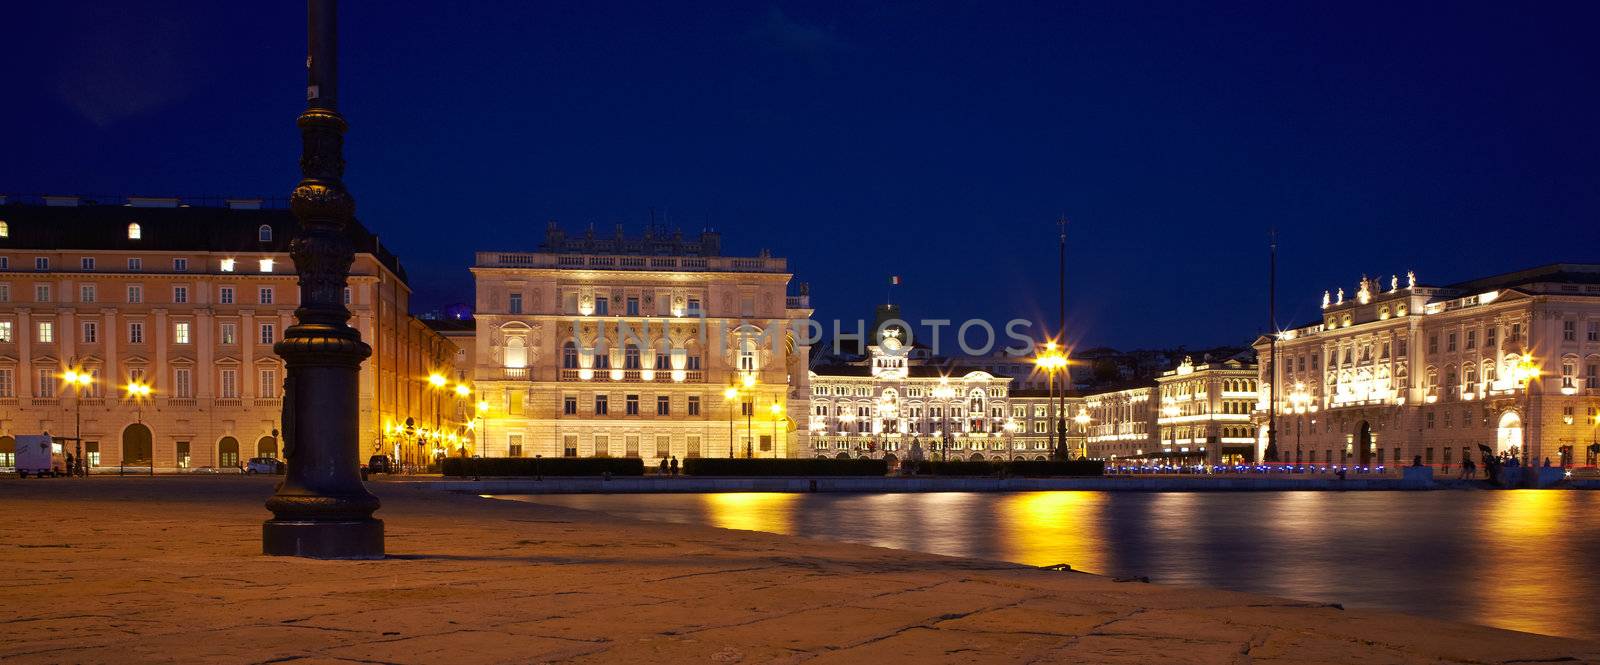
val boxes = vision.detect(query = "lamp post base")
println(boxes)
[262,519,384,559]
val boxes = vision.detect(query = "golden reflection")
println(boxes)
[701,493,799,534]
[998,492,1107,571]
[1470,490,1568,635]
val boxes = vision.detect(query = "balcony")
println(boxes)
[557,369,705,383]
[213,398,242,407]
[253,398,281,407]
[168,398,197,407]
[786,295,810,309]
[500,367,531,380]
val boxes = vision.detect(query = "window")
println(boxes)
[127,258,142,271]
[259,323,275,344]
[1426,412,1435,429]
[595,394,609,415]
[259,287,273,305]
[220,370,238,398]
[1428,335,1438,354]
[173,258,188,272]
[655,435,670,458]
[626,394,640,415]
[625,435,639,458]
[1590,322,1600,342]
[508,434,524,458]
[626,297,640,316]
[0,321,10,343]
[81,321,97,343]
[1563,320,1577,342]
[219,286,234,304]
[176,442,191,469]
[127,285,142,304]
[221,258,236,272]
[129,322,144,344]
[624,345,641,369]
[35,284,50,302]
[258,225,273,242]
[0,257,6,269]
[173,286,188,304]
[1486,326,1496,347]
[35,257,49,271]
[657,395,670,415]
[0,285,7,303]
[80,257,95,271]
[594,297,609,315]
[1465,330,1476,350]
[0,220,7,237]
[0,368,12,398]
[687,298,701,314]
[127,223,141,239]
[565,435,578,458]
[258,259,273,273]
[37,321,54,343]
[259,369,278,398]
[1511,322,1523,342]
[174,369,193,398]
[563,395,577,415]
[79,285,95,303]
[508,292,523,314]
[1589,364,1599,390]
[562,342,578,369]
[344,287,352,305]
[687,395,701,416]
[38,369,56,398]
[1447,333,1457,352]
[220,323,236,345]
[174,321,191,344]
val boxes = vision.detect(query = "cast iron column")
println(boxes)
[263,0,383,558]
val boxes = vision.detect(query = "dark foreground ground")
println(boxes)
[2,476,1595,664]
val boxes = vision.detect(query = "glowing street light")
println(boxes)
[769,401,784,458]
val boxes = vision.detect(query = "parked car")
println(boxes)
[191,466,219,474]
[244,457,285,475]
[364,455,393,475]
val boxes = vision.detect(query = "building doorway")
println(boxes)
[1496,411,1523,457]
[121,424,153,465]
[219,437,240,468]
[1356,421,1373,467]
[0,436,14,468]
[256,435,278,460]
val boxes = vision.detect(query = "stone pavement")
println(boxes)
[2,477,1595,664]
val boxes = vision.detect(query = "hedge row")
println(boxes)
[440,457,645,477]
[682,457,889,476]
[907,459,1104,477]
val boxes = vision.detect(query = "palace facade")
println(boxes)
[0,196,458,470]
[1256,265,1600,469]
[1156,357,1259,464]
[468,223,813,462]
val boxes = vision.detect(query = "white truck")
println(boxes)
[15,434,67,478]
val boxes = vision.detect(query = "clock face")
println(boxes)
[882,335,902,351]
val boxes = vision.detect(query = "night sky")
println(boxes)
[5,1,1597,351]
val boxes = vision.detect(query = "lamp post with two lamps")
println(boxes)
[62,370,95,477]
[1034,343,1069,460]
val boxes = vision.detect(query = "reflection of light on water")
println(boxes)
[701,493,799,534]
[1471,490,1566,635]
[998,492,1106,571]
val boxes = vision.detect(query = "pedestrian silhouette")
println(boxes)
[669,456,679,476]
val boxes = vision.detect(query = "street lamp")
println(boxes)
[1514,356,1541,466]
[932,380,956,461]
[63,370,94,477]
[768,401,784,458]
[1073,407,1090,458]
[476,399,489,457]
[1034,343,1069,459]
[723,385,740,458]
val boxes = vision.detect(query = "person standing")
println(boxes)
[669,456,680,476]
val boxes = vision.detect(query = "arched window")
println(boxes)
[561,340,579,369]
[593,341,611,369]
[127,222,142,240]
[258,225,273,242]
[503,336,527,369]
[0,220,8,238]
[218,437,240,467]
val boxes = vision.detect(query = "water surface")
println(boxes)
[506,491,1600,638]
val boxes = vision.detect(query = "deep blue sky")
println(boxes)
[5,1,1597,350]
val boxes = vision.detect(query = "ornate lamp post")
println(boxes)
[1034,343,1068,459]
[263,0,383,559]
[63,370,93,476]
[768,401,784,458]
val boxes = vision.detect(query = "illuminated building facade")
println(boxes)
[0,196,457,470]
[807,332,1038,460]
[1257,265,1600,469]
[1155,357,1258,464]
[1082,384,1158,461]
[469,223,813,461]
